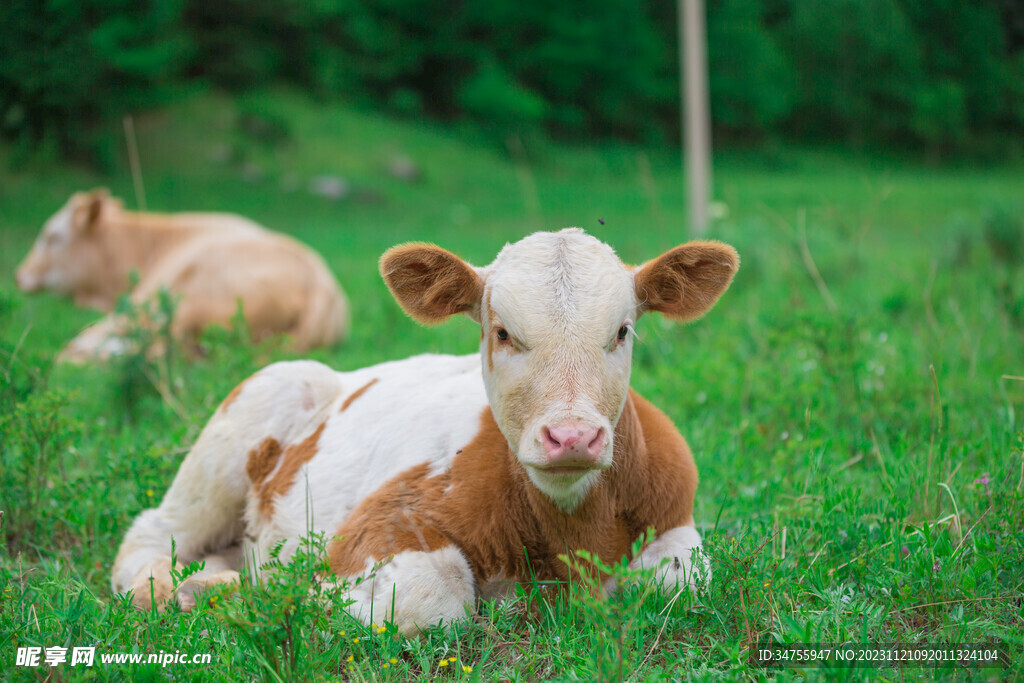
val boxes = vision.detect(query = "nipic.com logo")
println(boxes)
[16,646,212,668]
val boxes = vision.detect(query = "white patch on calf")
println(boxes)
[18,201,76,291]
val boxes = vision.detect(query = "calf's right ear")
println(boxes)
[380,243,484,324]
[634,241,739,322]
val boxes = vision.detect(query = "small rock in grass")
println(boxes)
[387,155,423,183]
[309,175,351,200]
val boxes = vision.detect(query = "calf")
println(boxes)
[15,189,349,360]
[111,229,738,634]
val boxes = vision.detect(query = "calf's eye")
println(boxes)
[617,325,629,341]
[496,328,509,342]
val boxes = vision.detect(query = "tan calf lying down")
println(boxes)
[15,189,349,361]
[112,229,739,635]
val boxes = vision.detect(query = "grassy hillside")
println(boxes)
[1,90,1022,680]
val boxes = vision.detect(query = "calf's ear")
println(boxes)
[380,243,484,324]
[72,188,110,234]
[634,241,739,321]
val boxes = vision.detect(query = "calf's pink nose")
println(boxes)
[541,422,606,466]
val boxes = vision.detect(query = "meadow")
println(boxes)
[1,90,1022,681]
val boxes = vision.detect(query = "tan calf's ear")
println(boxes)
[634,241,739,321]
[73,188,110,233]
[85,188,109,225]
[380,243,484,324]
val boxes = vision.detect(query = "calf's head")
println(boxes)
[381,229,738,510]
[16,189,117,295]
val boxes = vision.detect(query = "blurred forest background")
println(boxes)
[2,0,1023,166]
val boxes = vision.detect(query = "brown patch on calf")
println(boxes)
[246,437,283,486]
[252,422,327,516]
[380,243,483,324]
[218,377,251,413]
[610,391,697,533]
[327,389,697,588]
[329,463,455,576]
[340,378,379,413]
[634,241,739,322]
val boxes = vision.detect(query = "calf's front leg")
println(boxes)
[58,315,128,363]
[340,545,476,636]
[628,525,710,589]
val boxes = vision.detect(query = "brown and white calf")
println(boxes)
[15,189,349,361]
[111,229,738,634]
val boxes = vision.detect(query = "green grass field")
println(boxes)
[1,90,1022,681]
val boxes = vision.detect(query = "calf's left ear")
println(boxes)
[72,188,110,234]
[380,243,484,324]
[634,241,739,321]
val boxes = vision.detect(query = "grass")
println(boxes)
[1,88,1023,681]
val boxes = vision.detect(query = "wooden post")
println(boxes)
[123,116,147,211]
[679,0,712,237]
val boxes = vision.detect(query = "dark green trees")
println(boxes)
[1,0,1020,163]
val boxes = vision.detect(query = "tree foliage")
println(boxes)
[1,0,1021,162]
[0,0,191,164]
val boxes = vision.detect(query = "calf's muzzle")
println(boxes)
[539,422,606,471]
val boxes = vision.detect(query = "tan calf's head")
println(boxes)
[15,189,117,296]
[382,229,738,510]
